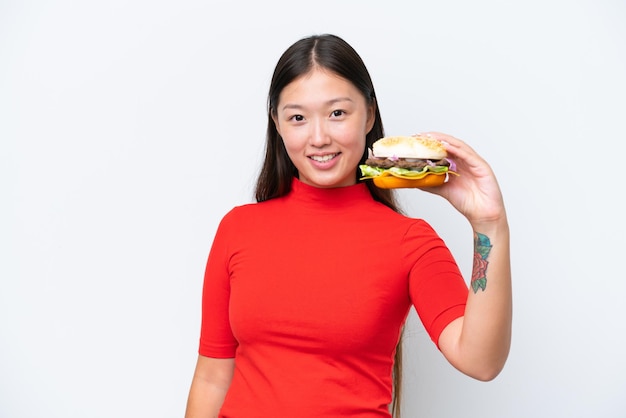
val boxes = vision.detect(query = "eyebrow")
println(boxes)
[281,97,354,111]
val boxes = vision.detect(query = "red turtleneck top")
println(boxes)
[199,178,468,417]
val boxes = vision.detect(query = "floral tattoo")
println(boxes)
[471,232,492,293]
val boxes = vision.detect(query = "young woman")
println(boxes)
[185,34,511,418]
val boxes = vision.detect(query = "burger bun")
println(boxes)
[373,173,447,189]
[372,135,447,160]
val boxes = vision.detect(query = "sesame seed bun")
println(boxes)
[372,135,447,160]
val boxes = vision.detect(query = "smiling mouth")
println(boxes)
[309,153,339,162]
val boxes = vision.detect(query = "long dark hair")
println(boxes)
[254,34,404,417]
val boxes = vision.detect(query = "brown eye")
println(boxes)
[332,110,345,117]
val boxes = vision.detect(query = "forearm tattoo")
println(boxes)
[471,232,492,293]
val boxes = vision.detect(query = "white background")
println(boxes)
[1,1,625,417]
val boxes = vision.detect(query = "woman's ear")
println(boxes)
[366,101,376,134]
[271,110,282,137]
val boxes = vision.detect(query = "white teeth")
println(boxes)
[310,154,337,162]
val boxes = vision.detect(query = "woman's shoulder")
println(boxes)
[220,199,284,225]
[369,200,444,238]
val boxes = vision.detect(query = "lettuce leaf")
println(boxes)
[359,164,453,180]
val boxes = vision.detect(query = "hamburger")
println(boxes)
[359,135,457,188]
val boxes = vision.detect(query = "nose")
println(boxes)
[309,119,331,148]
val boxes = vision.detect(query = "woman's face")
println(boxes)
[273,69,375,188]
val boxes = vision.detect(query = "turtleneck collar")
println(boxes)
[286,177,374,209]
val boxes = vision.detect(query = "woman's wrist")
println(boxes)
[469,212,509,236]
